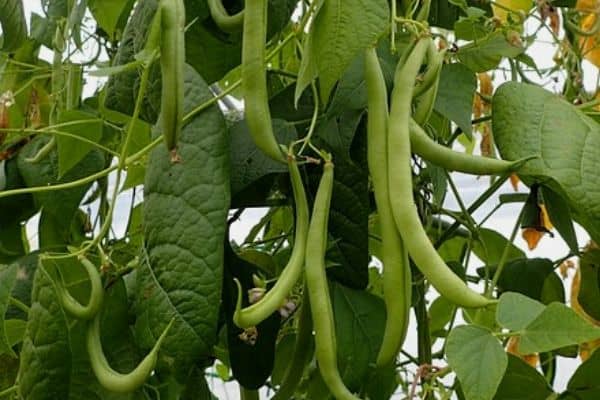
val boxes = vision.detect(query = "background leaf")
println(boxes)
[519,303,600,354]
[493,354,554,400]
[434,63,477,137]
[446,325,508,400]
[564,346,600,399]
[0,0,27,51]
[496,292,545,331]
[296,0,389,102]
[493,82,600,244]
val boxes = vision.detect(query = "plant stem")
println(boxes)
[0,386,17,398]
[486,205,526,297]
[9,297,30,314]
[413,268,435,400]
[434,173,510,248]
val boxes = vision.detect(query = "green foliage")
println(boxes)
[135,65,230,370]
[493,82,600,244]
[2,0,600,399]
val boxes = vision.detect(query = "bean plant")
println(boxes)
[1,0,600,399]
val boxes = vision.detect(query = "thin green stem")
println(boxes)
[12,73,53,97]
[0,164,118,199]
[119,66,151,168]
[9,296,30,314]
[434,173,510,248]
[487,205,526,296]
[0,386,17,398]
[444,171,478,233]
[45,63,151,260]
[298,82,320,155]
[183,80,241,124]
[6,127,118,156]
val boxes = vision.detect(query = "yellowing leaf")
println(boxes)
[577,0,599,12]
[522,227,544,250]
[492,0,533,23]
[506,336,539,367]
[539,204,554,231]
[510,174,520,191]
[570,245,600,361]
[579,14,600,68]
[478,73,494,97]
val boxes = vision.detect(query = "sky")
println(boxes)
[15,1,595,398]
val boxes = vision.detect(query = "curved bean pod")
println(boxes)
[233,151,309,328]
[364,47,411,368]
[208,0,244,32]
[242,0,285,162]
[409,118,519,175]
[54,255,104,320]
[87,315,174,393]
[413,40,444,125]
[305,158,361,400]
[388,38,494,308]
[159,0,185,158]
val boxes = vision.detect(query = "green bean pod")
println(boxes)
[271,289,314,400]
[409,119,518,175]
[87,315,174,393]
[54,256,104,320]
[412,40,444,99]
[364,48,411,368]
[413,41,444,125]
[159,0,185,157]
[233,151,309,328]
[388,38,494,309]
[242,0,285,162]
[305,158,360,400]
[208,0,244,32]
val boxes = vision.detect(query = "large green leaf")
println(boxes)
[493,354,554,400]
[5,253,38,321]
[564,346,600,399]
[446,325,507,400]
[434,63,477,138]
[0,158,38,226]
[135,65,230,369]
[471,228,525,266]
[331,281,389,392]
[493,82,600,244]
[578,249,600,321]
[228,118,296,199]
[87,0,135,41]
[18,267,71,399]
[496,292,545,332]
[0,0,27,51]
[457,32,524,72]
[18,264,139,399]
[519,302,600,354]
[477,258,564,303]
[296,0,390,102]
[55,110,103,178]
